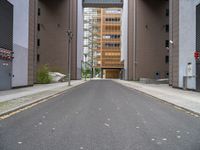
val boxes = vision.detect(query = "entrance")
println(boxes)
[0,0,13,90]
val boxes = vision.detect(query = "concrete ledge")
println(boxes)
[140,78,169,84]
[113,79,200,116]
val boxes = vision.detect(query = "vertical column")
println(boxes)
[100,9,103,71]
[29,0,38,85]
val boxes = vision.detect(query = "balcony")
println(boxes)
[83,0,123,8]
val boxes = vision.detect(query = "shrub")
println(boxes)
[36,65,52,84]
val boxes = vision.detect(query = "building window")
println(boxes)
[37,54,40,62]
[37,39,40,47]
[38,8,41,16]
[37,24,40,31]
[166,9,169,17]
[165,24,169,32]
[165,56,169,64]
[165,40,169,48]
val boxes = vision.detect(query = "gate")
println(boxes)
[0,0,13,90]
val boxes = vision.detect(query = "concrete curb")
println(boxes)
[0,81,89,119]
[113,80,200,117]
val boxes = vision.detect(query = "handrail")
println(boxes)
[83,0,123,3]
[83,0,123,8]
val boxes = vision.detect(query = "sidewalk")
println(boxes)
[0,80,87,116]
[114,80,200,115]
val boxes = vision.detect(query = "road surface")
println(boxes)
[0,80,200,150]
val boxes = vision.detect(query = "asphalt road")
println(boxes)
[0,80,200,150]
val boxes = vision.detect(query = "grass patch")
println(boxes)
[37,65,52,84]
[0,101,9,107]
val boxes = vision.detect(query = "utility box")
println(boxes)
[186,62,193,77]
[183,63,194,90]
[0,0,13,90]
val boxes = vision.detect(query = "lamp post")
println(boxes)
[67,0,73,86]
[84,54,87,81]
[67,29,73,86]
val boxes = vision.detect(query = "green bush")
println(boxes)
[36,65,52,84]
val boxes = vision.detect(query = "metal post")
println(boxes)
[81,60,83,79]
[67,0,73,86]
[84,61,87,81]
[91,20,94,79]
[67,29,73,86]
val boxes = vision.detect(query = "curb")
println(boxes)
[0,81,89,119]
[113,80,200,117]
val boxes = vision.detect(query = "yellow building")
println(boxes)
[93,8,124,79]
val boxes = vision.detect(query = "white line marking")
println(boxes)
[104,123,110,127]
[177,135,181,139]
[162,138,167,141]
[18,142,23,145]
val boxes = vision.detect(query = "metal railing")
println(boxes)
[83,0,123,3]
[83,0,123,8]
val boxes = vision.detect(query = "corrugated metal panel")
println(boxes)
[196,4,200,51]
[0,0,13,90]
[0,0,13,50]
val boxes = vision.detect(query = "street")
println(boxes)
[0,80,200,150]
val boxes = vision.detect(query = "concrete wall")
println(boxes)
[71,0,78,80]
[128,0,169,81]
[121,0,128,80]
[77,0,84,79]
[169,0,179,87]
[8,0,29,87]
[137,0,169,80]
[178,0,200,89]
[28,0,37,85]
[127,0,136,80]
[37,0,78,79]
[37,0,69,74]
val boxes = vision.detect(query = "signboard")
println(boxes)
[194,51,200,60]
[0,48,14,61]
